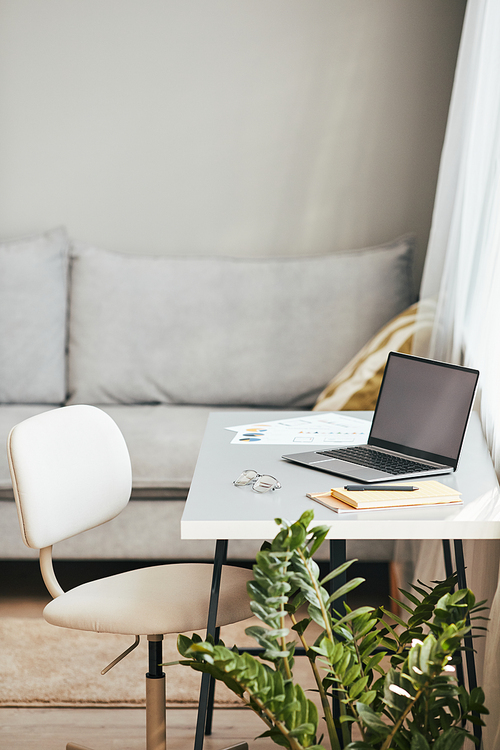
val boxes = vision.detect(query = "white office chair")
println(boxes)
[7,405,253,750]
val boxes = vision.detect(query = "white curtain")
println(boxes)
[410,0,500,746]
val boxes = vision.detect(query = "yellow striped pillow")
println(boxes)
[313,300,435,411]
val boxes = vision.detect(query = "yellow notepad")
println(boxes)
[331,480,461,509]
[307,480,462,513]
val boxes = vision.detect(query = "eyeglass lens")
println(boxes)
[233,469,259,486]
[252,475,280,493]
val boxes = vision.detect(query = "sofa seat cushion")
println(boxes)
[0,404,247,496]
[0,227,69,404]
[68,236,414,408]
[99,405,255,492]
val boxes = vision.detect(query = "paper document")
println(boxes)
[226,413,371,446]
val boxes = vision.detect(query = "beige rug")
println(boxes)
[0,616,264,707]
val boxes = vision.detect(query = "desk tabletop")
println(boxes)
[181,410,500,541]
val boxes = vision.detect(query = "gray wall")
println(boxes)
[0,0,465,292]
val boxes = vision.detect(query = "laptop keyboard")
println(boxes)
[317,446,436,475]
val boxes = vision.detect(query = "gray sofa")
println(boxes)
[0,227,414,562]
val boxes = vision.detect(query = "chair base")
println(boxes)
[66,729,249,750]
[66,737,249,750]
[67,742,249,750]
[65,636,247,750]
[66,638,167,750]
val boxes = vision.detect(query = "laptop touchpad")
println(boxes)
[312,459,385,481]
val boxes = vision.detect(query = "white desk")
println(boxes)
[182,410,500,543]
[182,410,500,750]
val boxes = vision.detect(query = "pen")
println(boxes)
[344,485,418,491]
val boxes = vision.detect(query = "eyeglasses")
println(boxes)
[233,469,282,493]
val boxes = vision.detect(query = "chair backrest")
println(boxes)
[7,405,132,549]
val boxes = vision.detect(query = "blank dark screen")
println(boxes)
[370,356,478,461]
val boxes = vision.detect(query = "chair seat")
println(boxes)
[44,563,253,635]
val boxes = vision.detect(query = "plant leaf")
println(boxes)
[433,728,469,750]
[410,733,430,750]
[326,578,365,607]
[320,559,357,586]
[356,701,390,734]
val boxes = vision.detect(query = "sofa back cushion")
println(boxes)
[68,237,414,407]
[0,227,69,404]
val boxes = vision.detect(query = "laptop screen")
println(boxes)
[369,352,479,468]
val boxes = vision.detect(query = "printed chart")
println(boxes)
[226,413,371,446]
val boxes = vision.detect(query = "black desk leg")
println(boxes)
[443,539,481,746]
[453,541,479,691]
[442,540,466,692]
[194,539,228,750]
[442,539,454,579]
[330,540,347,748]
[330,539,347,614]
[204,625,220,736]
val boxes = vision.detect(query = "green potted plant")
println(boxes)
[176,510,488,749]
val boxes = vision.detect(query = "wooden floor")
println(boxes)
[0,559,390,750]
[0,706,278,750]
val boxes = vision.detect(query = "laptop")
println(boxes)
[282,352,479,483]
